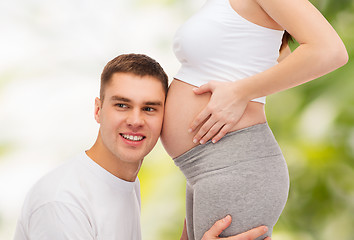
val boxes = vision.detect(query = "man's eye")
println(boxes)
[143,107,155,112]
[116,103,128,108]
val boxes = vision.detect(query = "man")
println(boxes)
[14,54,270,240]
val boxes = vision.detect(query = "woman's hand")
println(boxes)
[202,215,270,240]
[182,215,270,240]
[189,81,249,144]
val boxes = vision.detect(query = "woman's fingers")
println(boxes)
[201,215,232,240]
[193,82,213,95]
[189,81,248,143]
[199,121,225,144]
[197,122,234,145]
[224,226,269,240]
[201,215,269,240]
[192,113,217,144]
[191,108,238,144]
[191,107,240,144]
[211,124,233,144]
[189,107,212,134]
[189,82,217,132]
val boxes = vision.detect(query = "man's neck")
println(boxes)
[86,137,141,182]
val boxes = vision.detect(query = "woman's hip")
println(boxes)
[173,122,289,185]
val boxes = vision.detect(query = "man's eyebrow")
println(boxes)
[145,101,163,106]
[110,96,163,106]
[110,96,131,102]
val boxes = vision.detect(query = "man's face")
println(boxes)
[94,72,165,165]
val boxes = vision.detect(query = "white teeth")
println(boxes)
[122,134,143,141]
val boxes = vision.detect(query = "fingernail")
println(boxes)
[200,140,205,144]
[223,215,231,222]
[263,226,268,232]
[188,128,192,133]
[212,139,216,143]
[192,87,198,91]
[193,139,198,144]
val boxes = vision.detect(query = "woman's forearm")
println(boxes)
[236,0,349,101]
[235,41,348,102]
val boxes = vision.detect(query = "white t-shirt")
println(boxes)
[14,152,141,240]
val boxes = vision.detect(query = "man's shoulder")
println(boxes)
[22,153,86,214]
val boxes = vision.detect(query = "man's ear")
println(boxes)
[94,97,102,124]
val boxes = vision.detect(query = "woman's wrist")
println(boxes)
[231,78,256,103]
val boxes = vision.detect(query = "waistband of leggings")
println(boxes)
[173,122,270,164]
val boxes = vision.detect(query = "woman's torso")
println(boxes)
[161,80,267,158]
[161,0,284,158]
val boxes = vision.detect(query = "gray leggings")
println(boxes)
[173,123,289,240]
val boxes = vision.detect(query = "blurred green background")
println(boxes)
[0,0,353,240]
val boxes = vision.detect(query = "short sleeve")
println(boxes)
[13,220,27,240]
[27,202,95,240]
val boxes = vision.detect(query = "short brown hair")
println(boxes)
[100,54,168,101]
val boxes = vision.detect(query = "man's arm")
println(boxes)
[181,215,271,240]
[24,202,94,240]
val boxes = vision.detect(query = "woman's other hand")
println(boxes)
[189,81,249,144]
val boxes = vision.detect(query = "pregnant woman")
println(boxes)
[161,0,348,239]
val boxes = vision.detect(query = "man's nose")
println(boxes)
[126,109,144,128]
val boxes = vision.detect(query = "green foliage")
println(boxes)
[312,0,354,22]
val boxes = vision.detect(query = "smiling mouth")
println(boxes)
[120,134,145,142]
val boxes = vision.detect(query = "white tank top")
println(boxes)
[173,0,284,104]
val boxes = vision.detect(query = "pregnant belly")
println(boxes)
[160,79,267,158]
